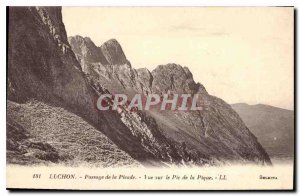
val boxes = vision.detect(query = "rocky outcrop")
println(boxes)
[70,36,272,165]
[67,36,128,69]
[100,39,128,65]
[6,6,272,167]
[6,7,153,166]
[68,36,108,72]
[69,35,153,95]
[9,7,213,166]
[151,64,200,94]
[8,7,96,121]
[8,6,140,166]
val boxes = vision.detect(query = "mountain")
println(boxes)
[231,103,294,162]
[8,6,214,167]
[6,6,272,167]
[7,6,142,167]
[68,35,272,165]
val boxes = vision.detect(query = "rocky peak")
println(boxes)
[151,63,202,94]
[68,35,108,68]
[100,39,129,66]
[68,36,129,68]
[69,36,207,96]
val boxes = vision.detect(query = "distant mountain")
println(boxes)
[231,103,294,162]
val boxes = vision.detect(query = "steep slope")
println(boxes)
[7,6,272,167]
[7,7,156,166]
[7,100,139,167]
[8,7,216,167]
[8,7,96,121]
[7,7,147,166]
[231,103,294,162]
[69,35,272,165]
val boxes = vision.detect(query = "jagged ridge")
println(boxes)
[69,35,272,165]
[5,6,272,167]
[8,7,209,167]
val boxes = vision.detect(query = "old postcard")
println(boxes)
[6,6,294,190]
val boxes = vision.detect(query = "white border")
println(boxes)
[1,0,298,195]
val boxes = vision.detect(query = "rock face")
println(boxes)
[151,64,200,94]
[7,7,163,166]
[67,36,128,72]
[68,36,109,72]
[100,39,128,65]
[7,6,136,166]
[7,6,272,167]
[8,7,96,121]
[8,7,212,166]
[231,103,294,163]
[69,35,272,165]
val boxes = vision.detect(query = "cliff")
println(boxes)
[6,6,272,167]
[69,35,272,165]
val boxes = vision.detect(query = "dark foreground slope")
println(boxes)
[69,35,272,165]
[7,100,139,167]
[231,103,294,162]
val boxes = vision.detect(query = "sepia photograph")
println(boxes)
[6,5,295,190]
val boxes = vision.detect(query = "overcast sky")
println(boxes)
[62,7,294,110]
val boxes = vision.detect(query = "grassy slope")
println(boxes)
[7,100,140,167]
[231,103,294,162]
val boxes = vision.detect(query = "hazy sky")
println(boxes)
[62,7,294,110]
